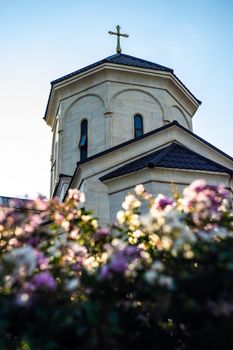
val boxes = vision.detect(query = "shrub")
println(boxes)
[0,180,232,349]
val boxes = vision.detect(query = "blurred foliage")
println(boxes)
[0,181,232,349]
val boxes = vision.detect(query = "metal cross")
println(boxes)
[108,25,129,54]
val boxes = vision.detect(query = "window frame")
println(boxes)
[134,114,144,138]
[79,119,88,161]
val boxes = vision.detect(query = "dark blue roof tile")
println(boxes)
[100,143,233,181]
[51,53,173,85]
[0,196,33,209]
[45,54,201,120]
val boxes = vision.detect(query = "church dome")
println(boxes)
[44,53,201,195]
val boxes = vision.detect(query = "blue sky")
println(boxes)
[0,0,232,198]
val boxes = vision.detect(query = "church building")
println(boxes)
[44,27,233,225]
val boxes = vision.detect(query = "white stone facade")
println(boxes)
[70,124,233,225]
[44,55,233,225]
[45,62,199,195]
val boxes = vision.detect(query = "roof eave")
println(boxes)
[66,121,233,192]
[43,61,201,125]
[101,167,232,183]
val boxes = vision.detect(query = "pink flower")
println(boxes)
[154,194,174,210]
[36,252,49,269]
[182,180,230,226]
[100,246,140,279]
[24,214,42,233]
[27,236,40,247]
[26,196,48,211]
[32,272,56,290]
[0,210,25,228]
[68,189,85,203]
[34,196,48,211]
[93,228,109,240]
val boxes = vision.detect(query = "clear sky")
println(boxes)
[1,0,233,199]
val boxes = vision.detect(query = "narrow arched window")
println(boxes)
[79,119,88,161]
[134,114,143,138]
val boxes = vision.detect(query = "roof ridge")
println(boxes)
[157,142,233,174]
[50,53,174,87]
[50,57,107,85]
[100,141,233,182]
[105,53,120,60]
[148,143,175,167]
[171,126,233,162]
[100,142,178,181]
[69,121,233,175]
[173,142,233,174]
[113,53,174,72]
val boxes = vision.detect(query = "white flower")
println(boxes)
[16,292,30,306]
[91,219,98,230]
[84,256,99,271]
[79,192,86,203]
[111,238,126,249]
[68,242,87,254]
[129,214,140,229]
[183,250,194,259]
[162,210,183,233]
[133,229,143,238]
[172,225,196,253]
[149,233,160,245]
[152,261,164,272]
[140,214,154,231]
[158,275,174,290]
[61,220,70,231]
[211,226,230,239]
[66,278,80,291]
[4,246,37,277]
[81,215,91,223]
[160,236,173,250]
[144,270,158,284]
[116,210,125,224]
[122,194,141,211]
[140,250,152,263]
[180,226,196,243]
[70,229,80,239]
[134,184,145,195]
[196,231,213,242]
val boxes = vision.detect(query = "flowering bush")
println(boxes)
[0,180,233,349]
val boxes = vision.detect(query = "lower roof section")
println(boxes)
[0,196,34,209]
[100,142,233,182]
[65,121,233,199]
